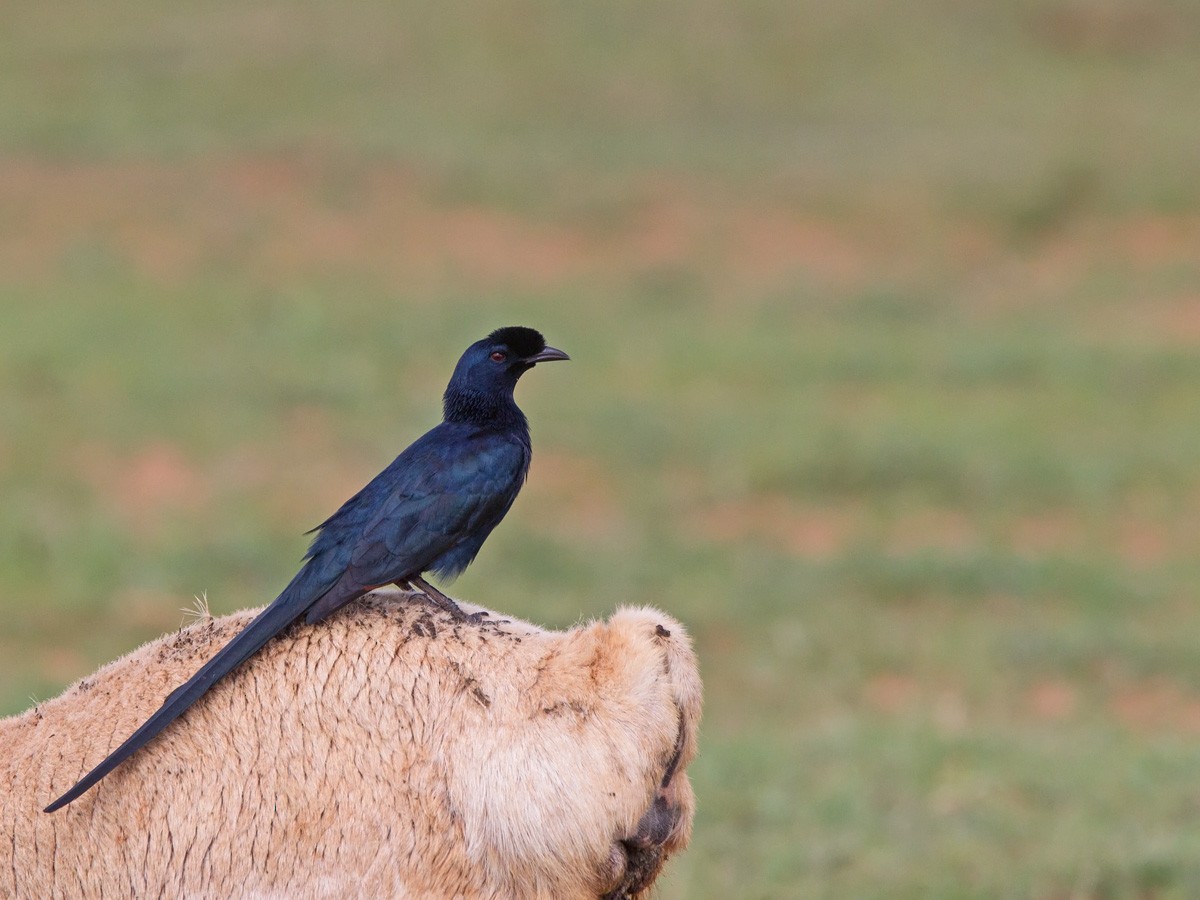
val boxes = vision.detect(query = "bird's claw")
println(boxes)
[406,576,491,625]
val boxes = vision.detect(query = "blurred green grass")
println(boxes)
[4,1,1200,896]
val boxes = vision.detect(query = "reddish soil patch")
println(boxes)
[1025,679,1078,721]
[1034,3,1177,54]
[37,646,89,685]
[524,451,629,542]
[0,156,875,292]
[616,190,705,271]
[861,673,967,732]
[114,588,192,631]
[1151,295,1200,344]
[68,409,375,539]
[864,671,1200,735]
[6,157,1197,326]
[1025,215,1200,296]
[1115,215,1200,268]
[1006,509,1191,567]
[724,207,867,285]
[1113,516,1172,567]
[863,672,921,714]
[121,443,208,510]
[224,405,379,524]
[1109,677,1200,735]
[687,495,857,558]
[72,440,211,535]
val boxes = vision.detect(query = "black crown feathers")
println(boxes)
[487,326,546,359]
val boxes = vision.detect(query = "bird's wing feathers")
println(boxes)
[343,435,526,586]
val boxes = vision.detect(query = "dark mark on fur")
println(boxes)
[602,841,666,900]
[660,714,686,789]
[625,795,678,850]
[410,614,438,639]
[654,624,671,639]
[447,660,491,707]
[541,700,589,718]
[604,725,686,900]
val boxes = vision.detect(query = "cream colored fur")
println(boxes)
[1,589,701,899]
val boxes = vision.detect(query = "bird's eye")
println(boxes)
[490,351,507,362]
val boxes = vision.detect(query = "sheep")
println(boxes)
[1,589,701,899]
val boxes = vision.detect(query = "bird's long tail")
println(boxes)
[43,569,333,813]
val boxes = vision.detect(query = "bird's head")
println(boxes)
[443,326,569,420]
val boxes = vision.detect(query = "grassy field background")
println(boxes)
[4,2,1200,896]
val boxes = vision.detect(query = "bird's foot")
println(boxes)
[409,576,487,624]
[429,594,477,620]
[423,594,489,624]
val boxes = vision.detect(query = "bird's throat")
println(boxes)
[443,387,526,429]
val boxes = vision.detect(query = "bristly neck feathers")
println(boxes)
[443,386,528,430]
[440,327,548,430]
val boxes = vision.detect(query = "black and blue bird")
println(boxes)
[44,326,568,813]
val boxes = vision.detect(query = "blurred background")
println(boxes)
[3,1,1200,895]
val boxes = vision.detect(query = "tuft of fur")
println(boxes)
[487,325,545,358]
[2,590,701,899]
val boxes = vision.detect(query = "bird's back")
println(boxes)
[305,420,530,586]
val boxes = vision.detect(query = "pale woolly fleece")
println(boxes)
[2,589,701,899]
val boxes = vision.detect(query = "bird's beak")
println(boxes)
[524,346,570,365]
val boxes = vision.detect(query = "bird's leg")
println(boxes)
[409,575,487,623]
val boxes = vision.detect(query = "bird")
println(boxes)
[44,325,569,813]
